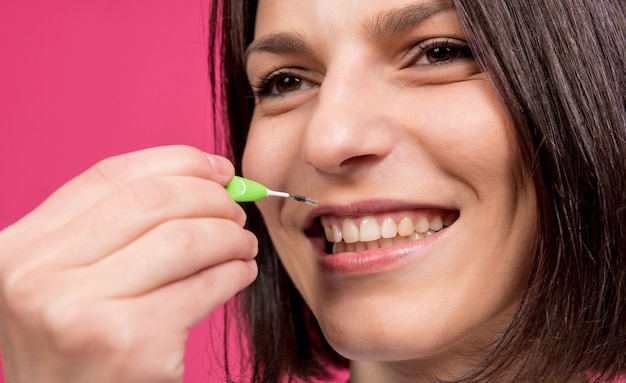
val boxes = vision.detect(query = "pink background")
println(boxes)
[0,1,244,381]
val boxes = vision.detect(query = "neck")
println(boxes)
[349,356,476,383]
[349,360,592,383]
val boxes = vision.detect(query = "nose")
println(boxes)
[301,65,393,177]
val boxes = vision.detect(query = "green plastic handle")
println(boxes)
[225,176,268,202]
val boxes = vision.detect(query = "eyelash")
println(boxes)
[410,38,473,66]
[251,38,474,99]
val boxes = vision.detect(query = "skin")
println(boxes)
[244,0,537,381]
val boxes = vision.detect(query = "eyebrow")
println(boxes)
[364,0,455,42]
[245,0,455,61]
[245,31,312,63]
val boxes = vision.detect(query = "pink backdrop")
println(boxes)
[0,1,241,381]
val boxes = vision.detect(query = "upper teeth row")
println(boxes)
[323,213,457,244]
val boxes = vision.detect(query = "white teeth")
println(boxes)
[429,216,443,231]
[414,216,430,233]
[379,237,395,248]
[332,224,343,243]
[409,232,424,242]
[322,212,459,253]
[342,219,359,243]
[380,217,398,238]
[355,242,367,252]
[333,242,345,253]
[394,235,410,245]
[397,217,415,236]
[324,225,334,242]
[359,216,381,242]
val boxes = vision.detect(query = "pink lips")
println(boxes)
[314,234,443,273]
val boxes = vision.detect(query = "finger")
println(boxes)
[20,146,234,231]
[32,175,246,268]
[134,258,258,327]
[85,218,257,297]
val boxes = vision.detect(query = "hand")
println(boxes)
[0,146,258,383]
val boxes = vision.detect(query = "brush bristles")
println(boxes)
[289,194,318,206]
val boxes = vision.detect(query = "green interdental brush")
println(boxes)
[225,176,318,206]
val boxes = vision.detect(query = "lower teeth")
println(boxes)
[330,230,437,254]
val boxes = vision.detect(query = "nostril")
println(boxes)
[339,154,383,169]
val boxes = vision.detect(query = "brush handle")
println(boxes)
[225,176,268,202]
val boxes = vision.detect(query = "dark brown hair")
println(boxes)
[208,0,626,382]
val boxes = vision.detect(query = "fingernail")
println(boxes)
[246,231,258,253]
[205,154,231,177]
[232,205,245,227]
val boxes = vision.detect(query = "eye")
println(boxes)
[411,38,474,66]
[275,76,303,93]
[252,69,318,99]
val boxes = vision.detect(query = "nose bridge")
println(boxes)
[302,58,392,175]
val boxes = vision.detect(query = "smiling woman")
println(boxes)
[246,4,533,379]
[211,0,625,382]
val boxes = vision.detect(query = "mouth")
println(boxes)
[306,208,460,255]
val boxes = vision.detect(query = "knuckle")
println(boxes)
[156,220,201,253]
[212,220,249,250]
[1,263,44,316]
[208,184,241,216]
[125,178,172,211]
[170,145,209,173]
[41,298,86,348]
[91,154,132,187]
[200,260,256,296]
[95,311,137,350]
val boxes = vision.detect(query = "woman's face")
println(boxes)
[243,0,537,377]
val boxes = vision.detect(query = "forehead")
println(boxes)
[253,0,455,38]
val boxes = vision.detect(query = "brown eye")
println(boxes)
[426,46,465,64]
[253,70,319,99]
[275,76,303,94]
[412,38,474,66]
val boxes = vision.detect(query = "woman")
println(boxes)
[212,0,625,382]
[0,0,623,383]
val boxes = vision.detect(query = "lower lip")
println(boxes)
[313,230,446,274]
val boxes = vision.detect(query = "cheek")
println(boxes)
[240,157,259,190]
[241,128,272,183]
[241,116,306,255]
[425,81,522,188]
[241,115,302,187]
